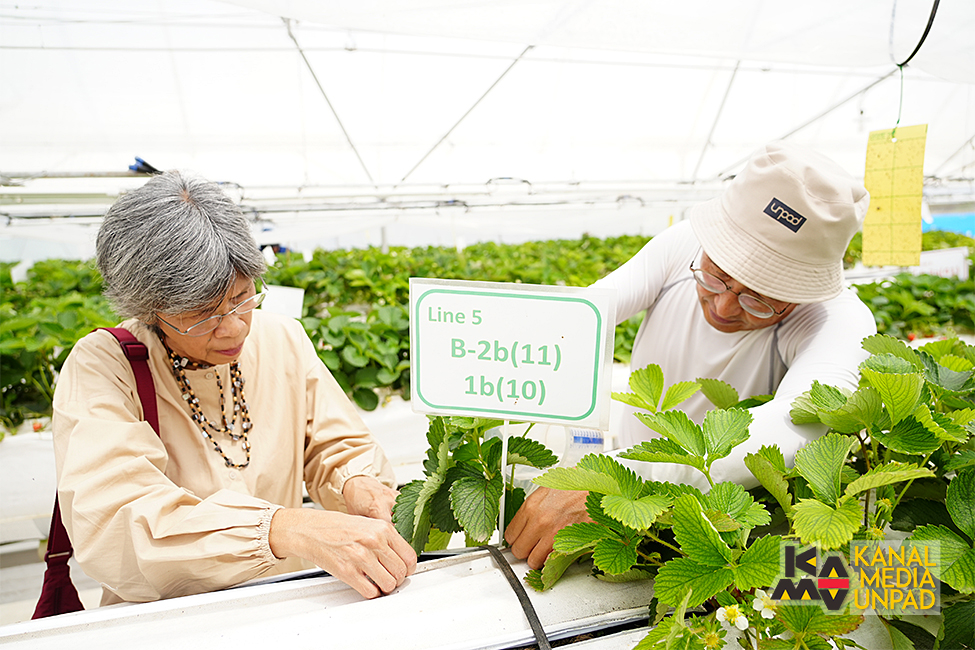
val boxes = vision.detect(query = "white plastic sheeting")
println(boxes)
[1,1,973,257]
[0,549,655,650]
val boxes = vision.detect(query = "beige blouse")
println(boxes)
[52,310,396,605]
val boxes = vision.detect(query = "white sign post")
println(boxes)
[409,278,616,542]
[410,278,616,429]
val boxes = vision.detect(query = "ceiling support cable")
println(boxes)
[398,45,535,185]
[692,61,740,182]
[931,132,975,178]
[284,18,376,188]
[711,69,900,180]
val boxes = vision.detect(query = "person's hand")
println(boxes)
[343,475,398,523]
[269,507,417,599]
[504,487,591,570]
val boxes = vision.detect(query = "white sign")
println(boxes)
[410,278,616,429]
[913,247,971,280]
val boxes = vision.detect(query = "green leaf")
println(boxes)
[612,391,654,411]
[585,491,628,533]
[577,453,646,499]
[754,444,787,472]
[429,466,476,533]
[450,474,502,543]
[861,334,924,370]
[533,466,621,495]
[618,438,706,473]
[735,394,774,409]
[914,403,968,443]
[870,416,944,455]
[947,467,975,542]
[943,549,975,594]
[424,527,452,552]
[885,618,937,650]
[352,386,379,410]
[890,499,958,534]
[791,497,863,550]
[941,353,974,372]
[504,486,526,531]
[844,462,935,498]
[552,522,616,554]
[671,494,733,566]
[705,482,770,528]
[702,407,752,459]
[859,354,925,426]
[592,567,654,583]
[318,349,340,371]
[340,345,369,368]
[525,549,588,591]
[776,604,863,637]
[601,493,672,530]
[660,380,701,412]
[354,366,380,388]
[505,435,559,469]
[920,351,975,394]
[744,447,792,515]
[910,525,973,587]
[635,410,706,456]
[794,433,855,505]
[945,449,975,473]
[392,480,424,543]
[696,377,739,410]
[939,599,975,650]
[790,381,850,425]
[592,536,638,575]
[819,387,885,434]
[653,557,734,607]
[733,534,782,590]
[628,365,664,413]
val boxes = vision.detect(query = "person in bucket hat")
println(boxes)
[507,141,877,569]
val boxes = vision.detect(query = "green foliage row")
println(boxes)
[3,232,974,432]
[530,334,975,650]
[0,235,651,431]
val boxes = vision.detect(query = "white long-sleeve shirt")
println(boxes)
[594,220,876,490]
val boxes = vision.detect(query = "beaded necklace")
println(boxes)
[162,342,252,469]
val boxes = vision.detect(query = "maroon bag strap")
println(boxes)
[33,327,159,619]
[100,327,160,435]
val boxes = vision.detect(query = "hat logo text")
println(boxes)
[764,198,806,233]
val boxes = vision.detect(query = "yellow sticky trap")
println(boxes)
[862,124,927,266]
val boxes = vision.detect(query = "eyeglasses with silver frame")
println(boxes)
[688,262,788,319]
[158,289,268,337]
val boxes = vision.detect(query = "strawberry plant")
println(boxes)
[529,335,975,650]
[393,416,559,553]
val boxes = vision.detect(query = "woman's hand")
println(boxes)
[504,487,591,569]
[269,507,417,599]
[342,475,398,523]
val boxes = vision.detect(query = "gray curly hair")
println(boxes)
[96,170,266,323]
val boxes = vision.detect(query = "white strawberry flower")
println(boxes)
[716,604,749,631]
[752,589,776,619]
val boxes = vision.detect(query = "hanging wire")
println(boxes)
[398,45,535,185]
[890,0,941,140]
[284,18,376,188]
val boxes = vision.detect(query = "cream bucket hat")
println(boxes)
[689,141,869,304]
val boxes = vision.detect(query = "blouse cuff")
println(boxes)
[258,504,285,563]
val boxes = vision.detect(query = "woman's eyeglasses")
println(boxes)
[158,290,267,337]
[689,263,788,319]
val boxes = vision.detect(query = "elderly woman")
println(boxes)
[52,171,416,604]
